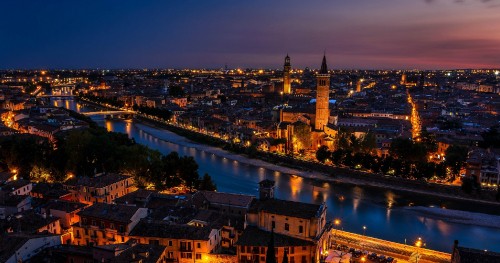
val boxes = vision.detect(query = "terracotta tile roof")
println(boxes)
[129,219,212,240]
[78,203,141,223]
[193,191,254,208]
[43,199,87,213]
[249,198,324,219]
[454,246,500,263]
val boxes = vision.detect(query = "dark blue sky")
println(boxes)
[1,0,499,69]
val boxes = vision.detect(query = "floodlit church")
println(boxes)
[277,55,337,153]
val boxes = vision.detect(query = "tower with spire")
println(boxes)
[314,55,330,131]
[283,54,291,94]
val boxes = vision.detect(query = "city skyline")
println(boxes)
[1,0,500,69]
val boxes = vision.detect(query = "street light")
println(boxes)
[413,237,424,263]
[362,225,367,236]
[332,219,341,247]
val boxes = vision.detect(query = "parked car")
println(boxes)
[368,253,378,260]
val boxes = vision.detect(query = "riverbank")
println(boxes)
[132,117,500,210]
[76,97,500,208]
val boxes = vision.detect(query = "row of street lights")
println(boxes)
[331,218,425,263]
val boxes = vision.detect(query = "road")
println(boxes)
[331,229,451,263]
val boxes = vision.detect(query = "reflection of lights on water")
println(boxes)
[385,191,395,209]
[125,120,132,136]
[353,198,360,212]
[436,219,451,235]
[290,176,303,199]
[105,120,112,131]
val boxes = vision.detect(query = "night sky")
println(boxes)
[1,0,499,69]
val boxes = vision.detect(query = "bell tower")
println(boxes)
[283,54,291,94]
[315,55,330,131]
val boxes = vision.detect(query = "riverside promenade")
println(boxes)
[332,229,451,263]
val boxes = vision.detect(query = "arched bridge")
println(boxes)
[82,110,136,118]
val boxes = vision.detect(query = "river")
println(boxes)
[51,98,500,253]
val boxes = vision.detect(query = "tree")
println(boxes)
[389,138,427,162]
[198,173,217,191]
[360,132,377,154]
[445,145,468,178]
[479,126,500,149]
[292,122,311,152]
[461,176,474,194]
[168,85,185,97]
[419,128,437,153]
[331,149,344,166]
[315,145,331,163]
[177,156,200,191]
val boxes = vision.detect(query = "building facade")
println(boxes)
[314,56,330,131]
[283,54,292,94]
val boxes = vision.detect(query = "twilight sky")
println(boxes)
[1,0,499,69]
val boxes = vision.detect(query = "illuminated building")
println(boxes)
[283,54,292,94]
[314,55,330,131]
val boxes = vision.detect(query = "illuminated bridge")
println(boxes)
[331,229,451,263]
[82,110,136,118]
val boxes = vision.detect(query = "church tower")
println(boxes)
[283,54,291,94]
[315,55,330,131]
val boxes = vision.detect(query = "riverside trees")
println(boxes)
[0,127,216,192]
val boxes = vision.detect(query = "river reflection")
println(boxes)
[51,98,500,253]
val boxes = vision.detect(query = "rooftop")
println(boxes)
[129,219,212,240]
[192,190,255,208]
[454,246,500,263]
[43,199,87,213]
[64,173,130,188]
[249,198,323,219]
[78,203,141,223]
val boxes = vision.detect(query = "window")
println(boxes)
[167,252,174,258]
[271,221,275,229]
[302,246,307,251]
[195,254,202,260]
[290,256,295,263]
[181,253,192,259]
[299,225,303,234]
[100,221,105,229]
[168,240,173,246]
[285,223,289,231]
[119,225,125,233]
[197,242,201,249]
[91,220,96,226]
[149,239,159,245]
[110,223,114,230]
[301,255,307,263]
[291,247,295,254]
